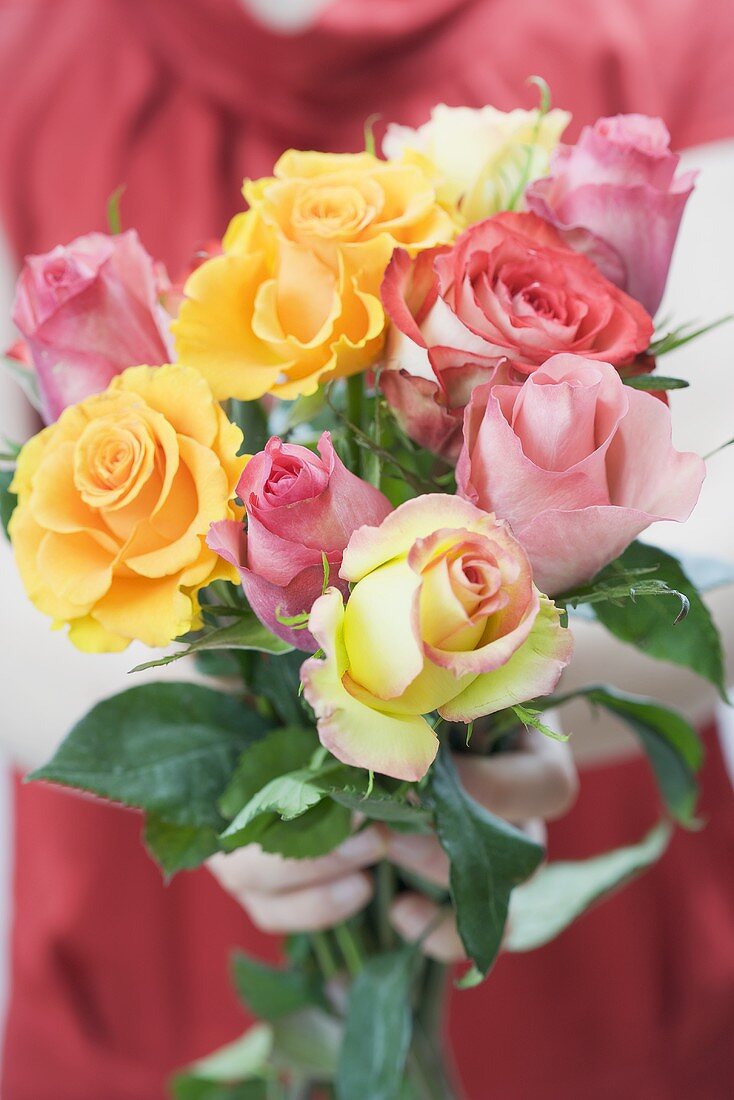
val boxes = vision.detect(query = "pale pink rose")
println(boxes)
[457,354,705,594]
[381,213,652,458]
[12,230,173,421]
[207,432,392,650]
[526,115,696,315]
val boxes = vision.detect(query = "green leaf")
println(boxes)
[228,399,269,454]
[427,746,544,975]
[232,952,326,1020]
[590,542,727,699]
[30,683,269,828]
[172,1080,266,1100]
[507,822,672,952]
[271,1008,341,1078]
[329,788,432,829]
[511,704,569,742]
[623,375,689,391]
[222,770,328,838]
[219,727,318,819]
[251,650,309,727]
[130,615,292,673]
[329,788,433,832]
[282,388,328,431]
[172,1025,272,1100]
[560,565,689,620]
[143,814,220,876]
[219,727,352,858]
[552,685,703,825]
[649,313,733,356]
[0,468,17,539]
[249,798,352,859]
[106,184,126,234]
[336,947,415,1100]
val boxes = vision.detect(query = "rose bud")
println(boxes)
[457,354,705,595]
[526,114,696,315]
[207,432,392,651]
[12,230,173,422]
[301,496,572,781]
[381,213,652,457]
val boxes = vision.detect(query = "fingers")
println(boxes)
[243,872,373,933]
[385,831,450,888]
[207,825,385,934]
[455,733,578,822]
[208,825,386,895]
[390,894,464,963]
[390,818,546,963]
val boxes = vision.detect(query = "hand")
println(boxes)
[208,730,577,944]
[389,731,577,961]
[208,825,387,933]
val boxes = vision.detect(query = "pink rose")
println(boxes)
[207,432,392,650]
[457,354,705,594]
[526,114,696,315]
[11,230,173,422]
[381,213,653,458]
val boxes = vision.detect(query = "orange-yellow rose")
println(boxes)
[172,151,456,401]
[9,364,245,652]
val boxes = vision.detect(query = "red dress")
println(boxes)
[2,2,734,1096]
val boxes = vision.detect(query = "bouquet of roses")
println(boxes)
[1,82,729,1098]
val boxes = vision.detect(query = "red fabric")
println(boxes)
[2,1,734,1096]
[446,727,734,1100]
[1,0,734,273]
[4,729,734,1100]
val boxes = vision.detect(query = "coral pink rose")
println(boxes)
[526,115,696,315]
[208,432,392,650]
[457,354,705,594]
[12,230,173,422]
[381,213,653,457]
[301,495,572,780]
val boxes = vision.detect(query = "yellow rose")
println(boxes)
[9,364,245,652]
[383,104,571,223]
[301,496,572,781]
[172,151,456,401]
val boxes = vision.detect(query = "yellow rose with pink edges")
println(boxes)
[9,364,245,652]
[172,151,456,401]
[301,496,573,781]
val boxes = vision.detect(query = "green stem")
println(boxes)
[310,931,339,982]
[416,959,449,1045]
[407,1022,459,1100]
[346,373,364,475]
[333,921,363,978]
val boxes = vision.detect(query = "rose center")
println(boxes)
[292,184,374,239]
[74,414,156,510]
[44,257,78,288]
[419,536,510,653]
[260,453,329,506]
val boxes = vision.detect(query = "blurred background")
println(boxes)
[0,1,733,1098]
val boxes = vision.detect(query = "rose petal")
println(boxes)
[302,589,439,781]
[439,596,572,721]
